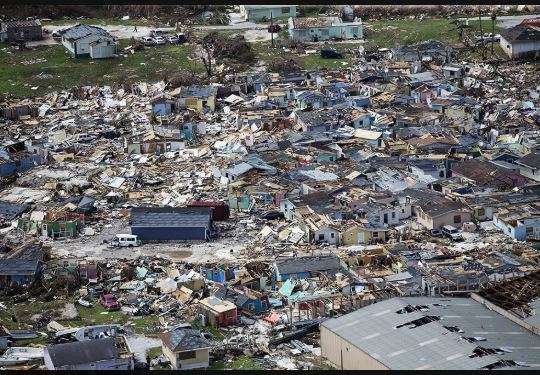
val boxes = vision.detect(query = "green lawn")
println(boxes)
[210,355,263,370]
[251,41,360,71]
[363,17,503,49]
[43,17,170,27]
[75,304,162,335]
[0,40,202,98]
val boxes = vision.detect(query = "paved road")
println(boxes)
[458,14,540,28]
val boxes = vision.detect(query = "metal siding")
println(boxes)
[132,226,206,241]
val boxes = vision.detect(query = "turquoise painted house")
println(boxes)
[288,16,363,42]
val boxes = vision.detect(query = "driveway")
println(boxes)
[458,14,540,29]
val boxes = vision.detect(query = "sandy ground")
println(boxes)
[45,218,248,264]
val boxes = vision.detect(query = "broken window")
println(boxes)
[453,215,461,224]
[396,304,430,314]
[395,315,440,329]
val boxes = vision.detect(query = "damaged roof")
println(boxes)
[61,24,113,41]
[500,24,540,43]
[45,337,118,367]
[275,255,341,275]
[321,296,540,370]
[161,327,211,352]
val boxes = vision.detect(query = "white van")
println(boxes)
[111,234,141,247]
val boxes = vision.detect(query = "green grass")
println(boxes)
[251,41,359,70]
[74,304,161,335]
[190,320,227,341]
[147,346,163,359]
[0,40,202,98]
[364,17,504,50]
[210,355,263,370]
[43,17,169,27]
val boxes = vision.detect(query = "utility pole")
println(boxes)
[478,10,485,60]
[491,12,496,57]
[270,11,274,48]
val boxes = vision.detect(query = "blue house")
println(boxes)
[151,97,174,116]
[201,266,235,283]
[273,255,342,282]
[214,285,270,316]
[0,259,41,287]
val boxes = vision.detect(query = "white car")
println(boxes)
[110,234,141,247]
[166,35,179,44]
[152,36,166,45]
[442,225,463,241]
[140,36,154,46]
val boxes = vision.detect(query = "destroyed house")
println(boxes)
[177,85,218,113]
[451,159,528,190]
[273,255,341,282]
[295,107,372,132]
[499,24,540,59]
[161,327,212,370]
[416,198,472,230]
[0,201,29,222]
[44,337,134,370]
[0,19,42,42]
[320,296,540,370]
[188,200,230,221]
[130,207,213,241]
[0,259,41,287]
[0,243,43,287]
[198,296,238,327]
[214,285,270,315]
[515,151,540,182]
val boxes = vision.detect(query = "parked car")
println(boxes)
[110,234,141,248]
[441,225,463,241]
[166,34,179,44]
[140,36,155,46]
[152,36,166,45]
[260,210,285,220]
[99,294,120,310]
[321,48,343,59]
[430,229,443,237]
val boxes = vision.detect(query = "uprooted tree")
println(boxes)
[195,31,256,77]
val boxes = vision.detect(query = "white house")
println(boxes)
[493,204,540,241]
[499,24,540,59]
[61,24,117,59]
[288,16,363,42]
[239,5,297,22]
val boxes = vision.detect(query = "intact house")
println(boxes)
[273,255,341,282]
[499,24,540,59]
[60,24,117,59]
[515,151,540,182]
[415,198,472,230]
[176,85,218,113]
[0,20,42,43]
[288,16,363,42]
[44,337,134,370]
[198,296,238,327]
[130,207,214,241]
[161,326,212,370]
[493,203,540,241]
[239,5,297,22]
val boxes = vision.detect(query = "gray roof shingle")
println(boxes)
[130,207,212,229]
[46,338,118,367]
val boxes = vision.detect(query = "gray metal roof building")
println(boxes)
[320,296,540,370]
[130,207,213,241]
[61,24,112,41]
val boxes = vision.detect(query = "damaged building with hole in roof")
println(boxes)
[320,296,540,370]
